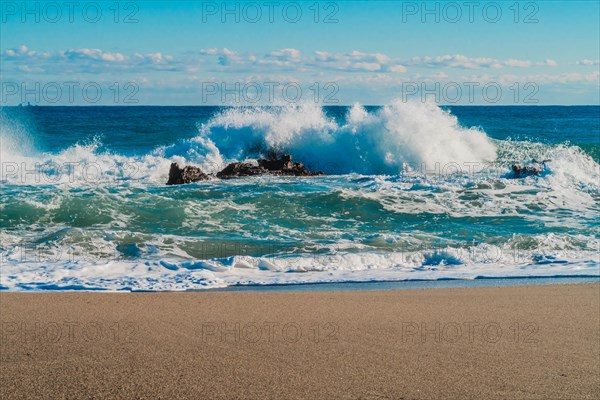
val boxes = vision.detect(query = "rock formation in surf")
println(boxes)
[217,154,323,179]
[166,163,210,185]
[166,154,323,184]
[511,159,551,178]
[167,154,323,185]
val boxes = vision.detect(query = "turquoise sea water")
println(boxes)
[1,103,598,291]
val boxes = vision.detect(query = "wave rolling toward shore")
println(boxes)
[1,102,598,290]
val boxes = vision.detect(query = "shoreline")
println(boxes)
[201,275,600,293]
[2,275,598,293]
[2,283,598,399]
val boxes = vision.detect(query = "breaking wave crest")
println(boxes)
[189,100,498,174]
[2,101,598,188]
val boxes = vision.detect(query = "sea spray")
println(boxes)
[195,100,498,174]
[4,102,596,187]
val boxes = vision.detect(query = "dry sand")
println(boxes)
[1,283,599,399]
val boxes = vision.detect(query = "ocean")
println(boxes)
[1,102,598,291]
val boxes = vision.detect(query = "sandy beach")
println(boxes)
[1,283,598,399]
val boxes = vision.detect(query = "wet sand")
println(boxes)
[1,283,599,399]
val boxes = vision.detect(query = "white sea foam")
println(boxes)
[2,101,598,189]
[1,235,598,291]
[0,137,172,186]
[194,100,498,174]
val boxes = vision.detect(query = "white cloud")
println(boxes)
[413,54,503,69]
[3,44,596,100]
[196,48,406,73]
[431,72,449,79]
[533,71,600,84]
[61,48,127,63]
[389,65,407,73]
[134,52,174,65]
[1,45,181,75]
[575,59,599,66]
[464,71,599,85]
[3,44,50,59]
[504,59,532,68]
[310,50,404,72]
[267,48,302,62]
[353,62,381,71]
[17,65,44,73]
[199,48,243,66]
[412,54,556,69]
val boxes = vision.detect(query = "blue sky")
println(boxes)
[1,1,599,105]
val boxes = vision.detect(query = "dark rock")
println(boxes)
[168,154,323,184]
[258,154,293,171]
[216,162,266,179]
[512,164,539,177]
[217,154,324,179]
[166,163,210,185]
[511,159,550,178]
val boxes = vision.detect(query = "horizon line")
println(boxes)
[2,104,599,107]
